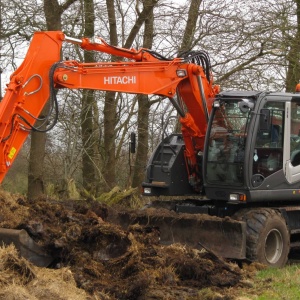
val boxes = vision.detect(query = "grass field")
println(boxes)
[236,263,300,300]
[253,264,300,300]
[197,261,300,300]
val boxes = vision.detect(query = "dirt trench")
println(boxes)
[0,190,253,300]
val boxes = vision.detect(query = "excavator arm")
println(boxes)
[0,32,62,182]
[0,31,219,184]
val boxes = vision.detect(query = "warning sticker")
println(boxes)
[8,147,16,159]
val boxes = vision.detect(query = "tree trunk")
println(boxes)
[132,95,151,187]
[27,113,48,199]
[81,0,97,194]
[286,0,300,92]
[102,0,118,191]
[131,0,154,188]
[103,91,117,190]
[178,0,202,53]
[28,0,77,199]
[81,90,96,191]
[27,0,62,199]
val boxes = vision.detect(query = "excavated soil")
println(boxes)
[0,190,257,300]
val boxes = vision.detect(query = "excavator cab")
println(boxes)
[203,91,300,204]
[204,94,254,187]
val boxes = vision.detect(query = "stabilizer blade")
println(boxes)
[110,208,246,259]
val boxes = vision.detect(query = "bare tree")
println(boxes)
[131,0,155,188]
[100,0,158,192]
[80,0,98,194]
[28,0,77,199]
[286,0,300,91]
[101,0,119,192]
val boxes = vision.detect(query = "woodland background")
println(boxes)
[0,0,299,199]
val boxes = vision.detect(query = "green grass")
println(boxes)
[240,264,300,300]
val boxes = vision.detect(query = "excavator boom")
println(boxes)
[0,32,62,182]
[0,31,217,184]
[0,31,246,266]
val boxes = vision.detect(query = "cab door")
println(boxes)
[252,101,284,186]
[285,99,300,184]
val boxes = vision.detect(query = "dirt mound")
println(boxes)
[0,191,245,299]
[0,244,88,300]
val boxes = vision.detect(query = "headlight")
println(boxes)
[229,194,239,201]
[213,101,220,108]
[143,187,152,194]
[176,69,187,77]
[229,193,246,202]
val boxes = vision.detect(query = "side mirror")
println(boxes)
[238,99,254,113]
[259,108,270,131]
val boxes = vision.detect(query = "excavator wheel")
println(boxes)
[233,208,289,267]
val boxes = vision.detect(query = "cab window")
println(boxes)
[253,102,284,178]
[290,100,300,167]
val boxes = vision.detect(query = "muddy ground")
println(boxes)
[0,190,261,300]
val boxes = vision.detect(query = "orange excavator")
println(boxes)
[2,31,300,268]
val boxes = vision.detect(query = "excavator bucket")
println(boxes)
[0,228,53,267]
[108,208,247,259]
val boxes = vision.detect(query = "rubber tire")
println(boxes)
[234,208,290,267]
